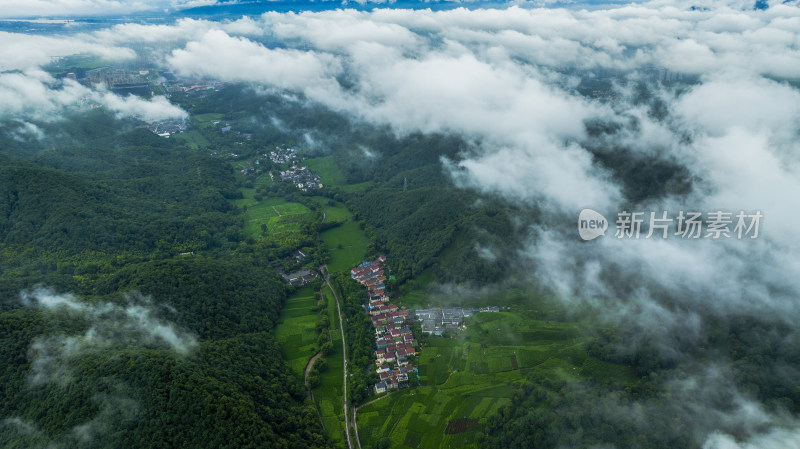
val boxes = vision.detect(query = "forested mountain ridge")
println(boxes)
[0,114,332,448]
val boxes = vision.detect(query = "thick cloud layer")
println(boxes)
[168,29,342,91]
[0,32,136,71]
[0,70,187,122]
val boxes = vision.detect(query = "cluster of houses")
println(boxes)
[281,268,318,286]
[350,257,419,394]
[415,306,500,335]
[266,147,323,191]
[144,119,186,138]
[279,166,323,191]
[268,147,299,164]
[217,122,252,142]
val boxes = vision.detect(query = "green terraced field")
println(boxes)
[173,130,209,149]
[320,221,371,273]
[308,197,371,273]
[193,112,225,123]
[356,384,511,449]
[304,156,347,187]
[274,286,319,376]
[311,196,353,223]
[235,189,312,237]
[314,325,347,448]
[304,157,372,193]
[44,55,111,71]
[322,285,339,331]
[356,311,637,449]
[255,173,273,186]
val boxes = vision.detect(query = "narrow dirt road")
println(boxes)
[304,351,323,399]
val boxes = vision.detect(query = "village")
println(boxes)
[350,257,419,394]
[278,250,319,286]
[268,146,299,164]
[267,147,324,191]
[278,166,322,191]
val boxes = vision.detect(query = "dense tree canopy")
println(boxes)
[0,110,330,449]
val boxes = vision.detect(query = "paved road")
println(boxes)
[321,265,353,449]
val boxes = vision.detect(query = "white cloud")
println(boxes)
[167,29,342,92]
[263,9,421,52]
[21,288,197,385]
[675,72,800,137]
[97,89,188,121]
[0,70,186,122]
[0,31,136,71]
[704,428,800,449]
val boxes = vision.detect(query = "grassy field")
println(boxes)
[357,384,511,449]
[193,112,225,123]
[356,311,638,449]
[311,197,352,223]
[44,55,112,72]
[235,188,312,238]
[322,284,339,332]
[340,181,373,193]
[255,173,273,186]
[315,284,347,448]
[311,197,371,274]
[304,156,373,193]
[321,221,371,273]
[173,130,210,149]
[274,286,320,376]
[304,156,347,187]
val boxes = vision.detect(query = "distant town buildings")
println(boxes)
[165,78,225,93]
[85,67,148,93]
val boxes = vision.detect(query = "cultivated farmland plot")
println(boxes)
[357,311,637,449]
[274,286,319,376]
[235,189,312,238]
[320,216,370,274]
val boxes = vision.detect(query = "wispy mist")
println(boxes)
[21,288,196,385]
